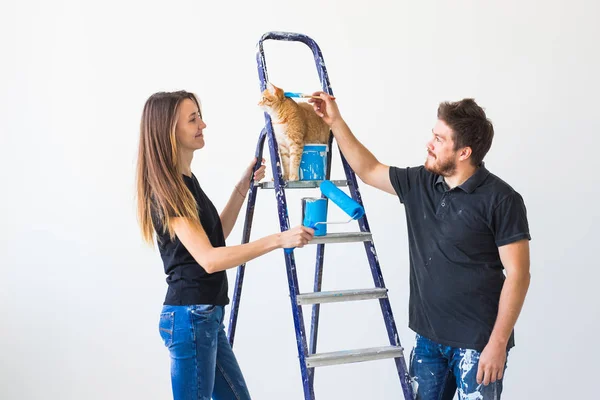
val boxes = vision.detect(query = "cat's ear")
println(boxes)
[267,82,276,94]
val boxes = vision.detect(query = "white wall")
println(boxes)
[1,0,598,399]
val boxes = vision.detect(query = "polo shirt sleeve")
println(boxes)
[492,192,531,247]
[389,166,422,204]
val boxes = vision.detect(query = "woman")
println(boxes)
[136,91,314,400]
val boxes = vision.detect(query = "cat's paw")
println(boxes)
[288,174,299,181]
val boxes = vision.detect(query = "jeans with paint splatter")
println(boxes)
[410,334,507,400]
[159,305,251,400]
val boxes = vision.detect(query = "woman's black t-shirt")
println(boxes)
[153,174,229,305]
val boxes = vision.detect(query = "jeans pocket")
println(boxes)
[159,311,174,347]
[190,304,217,315]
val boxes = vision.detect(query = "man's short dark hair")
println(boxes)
[437,99,494,166]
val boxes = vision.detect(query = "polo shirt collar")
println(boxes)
[434,162,490,193]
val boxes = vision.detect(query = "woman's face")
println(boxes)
[175,98,206,151]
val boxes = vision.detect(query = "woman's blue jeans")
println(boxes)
[159,305,251,400]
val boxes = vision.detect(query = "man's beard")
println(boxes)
[425,155,457,177]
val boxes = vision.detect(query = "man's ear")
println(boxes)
[459,146,472,161]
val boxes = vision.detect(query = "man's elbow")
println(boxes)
[508,268,531,287]
[361,163,390,190]
[359,171,374,187]
[358,164,380,187]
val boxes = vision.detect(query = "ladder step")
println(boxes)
[309,232,372,245]
[306,346,404,368]
[297,288,388,305]
[255,180,348,189]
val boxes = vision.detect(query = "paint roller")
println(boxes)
[284,92,336,100]
[284,181,365,254]
[319,180,364,220]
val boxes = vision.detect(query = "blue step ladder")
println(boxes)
[227,31,414,400]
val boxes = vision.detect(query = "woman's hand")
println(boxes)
[237,157,266,194]
[278,225,315,249]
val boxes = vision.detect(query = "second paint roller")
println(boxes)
[285,181,365,254]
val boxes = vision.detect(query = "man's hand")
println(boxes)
[308,92,342,127]
[476,340,507,385]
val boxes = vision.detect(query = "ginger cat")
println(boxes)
[259,83,330,181]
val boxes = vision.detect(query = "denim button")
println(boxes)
[441,202,446,207]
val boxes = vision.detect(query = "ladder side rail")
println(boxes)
[257,37,316,400]
[228,129,268,346]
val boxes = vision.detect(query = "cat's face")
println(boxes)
[258,82,285,112]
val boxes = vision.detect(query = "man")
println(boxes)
[309,93,531,400]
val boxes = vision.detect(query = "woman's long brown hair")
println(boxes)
[136,91,202,244]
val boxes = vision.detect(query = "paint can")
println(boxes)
[299,144,328,181]
[301,197,328,236]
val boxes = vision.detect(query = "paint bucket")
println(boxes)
[299,144,328,181]
[301,197,328,236]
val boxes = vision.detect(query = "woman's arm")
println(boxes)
[220,158,266,239]
[219,184,248,240]
[172,217,314,273]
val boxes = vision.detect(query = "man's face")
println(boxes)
[425,119,459,176]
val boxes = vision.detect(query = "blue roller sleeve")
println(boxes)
[319,181,364,220]
[283,181,363,254]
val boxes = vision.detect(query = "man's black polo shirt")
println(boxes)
[389,163,530,351]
